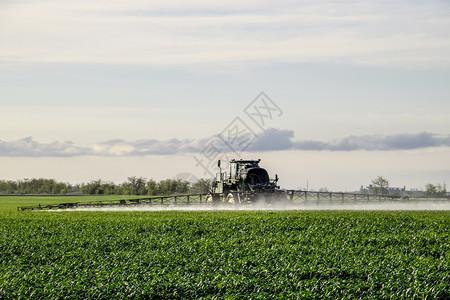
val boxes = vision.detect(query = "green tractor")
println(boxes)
[208,159,287,204]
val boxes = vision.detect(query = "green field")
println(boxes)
[1,196,450,299]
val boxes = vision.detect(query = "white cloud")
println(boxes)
[0,137,93,157]
[294,132,449,151]
[2,130,450,157]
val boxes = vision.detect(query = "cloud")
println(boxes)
[0,137,93,157]
[247,128,294,151]
[1,130,450,157]
[293,132,450,151]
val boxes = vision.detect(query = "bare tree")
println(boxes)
[425,183,447,197]
[371,176,389,195]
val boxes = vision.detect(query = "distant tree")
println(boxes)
[101,182,117,195]
[121,176,147,195]
[189,179,212,194]
[147,179,158,196]
[0,180,17,194]
[371,176,389,195]
[156,179,169,195]
[0,178,74,194]
[81,179,106,195]
[425,183,438,196]
[424,183,447,197]
[174,179,190,194]
[155,179,190,195]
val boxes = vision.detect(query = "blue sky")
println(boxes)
[1,0,450,190]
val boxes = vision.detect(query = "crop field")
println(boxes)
[1,197,450,299]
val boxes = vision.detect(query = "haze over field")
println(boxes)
[1,0,450,191]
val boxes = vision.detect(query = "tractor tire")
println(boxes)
[205,194,220,204]
[226,193,240,204]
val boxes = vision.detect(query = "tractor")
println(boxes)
[207,159,287,204]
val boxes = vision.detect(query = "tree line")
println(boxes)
[0,178,74,195]
[1,176,447,197]
[0,177,211,195]
[366,176,447,197]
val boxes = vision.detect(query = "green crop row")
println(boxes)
[0,206,449,299]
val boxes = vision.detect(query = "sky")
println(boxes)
[1,0,450,191]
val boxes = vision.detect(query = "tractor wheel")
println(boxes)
[205,194,213,203]
[226,193,240,204]
[205,194,220,204]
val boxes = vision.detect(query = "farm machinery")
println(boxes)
[20,158,439,211]
[206,159,287,204]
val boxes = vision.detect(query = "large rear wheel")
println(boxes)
[205,194,220,204]
[226,192,240,204]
